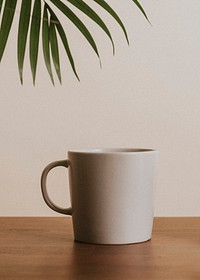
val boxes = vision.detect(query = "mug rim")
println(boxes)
[68,148,157,154]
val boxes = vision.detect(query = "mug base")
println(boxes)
[74,237,152,246]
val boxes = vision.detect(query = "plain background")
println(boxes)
[1,0,200,216]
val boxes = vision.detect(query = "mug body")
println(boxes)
[68,148,157,244]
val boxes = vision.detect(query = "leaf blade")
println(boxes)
[0,0,4,16]
[42,4,54,85]
[93,0,129,44]
[50,0,99,58]
[50,16,61,84]
[46,4,79,81]
[18,0,32,84]
[132,0,149,22]
[29,0,41,85]
[66,0,114,53]
[0,0,17,62]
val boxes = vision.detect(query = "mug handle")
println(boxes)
[41,160,72,215]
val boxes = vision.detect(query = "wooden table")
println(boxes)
[0,217,200,279]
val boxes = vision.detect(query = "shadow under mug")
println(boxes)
[41,148,158,245]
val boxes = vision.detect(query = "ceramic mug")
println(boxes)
[41,148,158,244]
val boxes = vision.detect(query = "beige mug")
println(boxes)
[41,148,158,244]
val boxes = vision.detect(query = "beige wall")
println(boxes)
[1,1,200,216]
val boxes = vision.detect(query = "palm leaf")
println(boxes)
[66,0,115,54]
[18,0,32,84]
[0,0,17,62]
[132,0,149,22]
[42,4,54,85]
[93,0,129,44]
[0,0,148,84]
[46,4,79,81]
[50,0,100,59]
[0,0,4,16]
[30,0,41,85]
[50,16,61,84]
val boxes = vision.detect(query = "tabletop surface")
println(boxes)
[0,217,200,280]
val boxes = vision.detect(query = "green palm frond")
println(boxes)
[42,4,54,85]
[132,0,149,22]
[46,3,79,81]
[0,0,148,85]
[66,0,115,54]
[93,0,129,44]
[29,0,41,85]
[0,0,17,62]
[50,14,61,84]
[50,0,100,60]
[0,0,4,15]
[18,0,32,84]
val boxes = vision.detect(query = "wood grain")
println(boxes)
[0,217,200,279]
